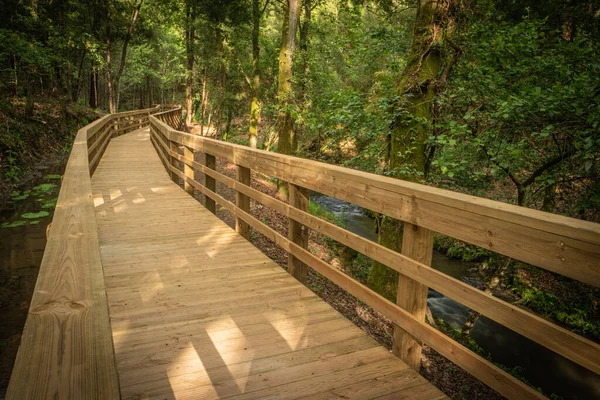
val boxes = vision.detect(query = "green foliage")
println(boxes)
[21,211,50,219]
[434,15,600,215]
[511,267,600,340]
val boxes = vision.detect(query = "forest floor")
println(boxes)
[188,156,505,400]
[0,97,99,203]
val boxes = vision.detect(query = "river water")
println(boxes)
[311,193,600,400]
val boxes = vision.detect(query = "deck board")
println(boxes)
[91,128,447,399]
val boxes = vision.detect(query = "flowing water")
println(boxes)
[0,163,64,396]
[311,193,600,400]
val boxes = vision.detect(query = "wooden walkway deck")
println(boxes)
[90,128,447,400]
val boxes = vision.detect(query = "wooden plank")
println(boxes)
[6,129,119,399]
[183,145,195,195]
[235,164,251,239]
[152,118,600,287]
[393,223,433,371]
[156,140,600,376]
[288,183,309,283]
[168,165,544,400]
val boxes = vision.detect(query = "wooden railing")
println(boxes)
[6,105,173,400]
[150,112,600,400]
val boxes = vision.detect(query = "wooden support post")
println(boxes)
[205,153,216,214]
[288,183,309,283]
[393,222,434,372]
[236,165,251,239]
[183,146,195,196]
[169,140,179,184]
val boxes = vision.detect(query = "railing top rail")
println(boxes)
[150,116,600,286]
[7,106,172,400]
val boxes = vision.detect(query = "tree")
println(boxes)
[276,0,301,196]
[105,0,144,113]
[367,0,462,299]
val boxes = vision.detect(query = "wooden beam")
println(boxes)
[169,140,180,184]
[393,223,433,371]
[205,153,216,214]
[7,127,119,400]
[236,165,251,239]
[288,183,309,283]
[183,145,195,196]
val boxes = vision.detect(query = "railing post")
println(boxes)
[236,165,251,239]
[393,222,433,372]
[169,139,179,184]
[183,146,195,196]
[204,153,216,214]
[288,183,309,283]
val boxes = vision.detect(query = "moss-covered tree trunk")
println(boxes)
[276,0,301,196]
[367,0,454,300]
[249,0,261,148]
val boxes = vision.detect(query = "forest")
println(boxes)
[1,0,599,399]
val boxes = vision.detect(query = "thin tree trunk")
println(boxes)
[185,3,196,127]
[200,66,207,135]
[276,0,301,196]
[249,0,262,148]
[107,0,143,112]
[106,24,115,113]
[89,68,98,108]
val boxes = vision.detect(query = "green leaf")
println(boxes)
[21,211,50,219]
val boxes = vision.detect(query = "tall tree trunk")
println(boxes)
[367,0,457,300]
[106,24,115,113]
[106,0,143,113]
[276,0,301,197]
[200,66,208,135]
[215,28,225,139]
[89,68,98,108]
[294,0,311,154]
[249,0,262,148]
[185,3,196,127]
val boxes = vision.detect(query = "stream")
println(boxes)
[311,193,600,400]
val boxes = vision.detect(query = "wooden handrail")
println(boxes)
[6,105,173,400]
[149,113,600,400]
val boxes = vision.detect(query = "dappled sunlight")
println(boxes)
[132,192,146,204]
[150,186,170,193]
[113,199,128,214]
[109,188,123,200]
[167,343,220,398]
[93,193,104,208]
[205,316,253,392]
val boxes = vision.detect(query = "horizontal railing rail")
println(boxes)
[7,105,175,400]
[150,113,600,400]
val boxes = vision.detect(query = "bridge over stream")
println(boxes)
[6,106,600,399]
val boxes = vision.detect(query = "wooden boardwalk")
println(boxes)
[90,128,447,400]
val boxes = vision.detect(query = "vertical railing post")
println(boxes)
[288,183,309,283]
[183,146,195,196]
[204,153,216,214]
[393,222,433,371]
[235,165,251,239]
[169,135,179,184]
